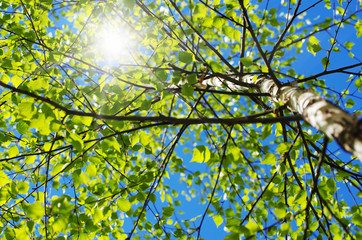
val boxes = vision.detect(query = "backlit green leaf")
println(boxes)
[213,214,224,228]
[309,36,319,45]
[355,77,362,88]
[52,217,68,232]
[11,75,23,88]
[346,99,355,108]
[276,142,291,154]
[69,132,84,152]
[245,220,259,234]
[344,41,354,50]
[17,182,29,194]
[0,170,10,187]
[261,153,277,165]
[16,120,29,135]
[293,190,307,205]
[117,198,131,212]
[321,57,330,68]
[179,51,193,64]
[72,115,93,127]
[240,57,253,67]
[18,102,36,120]
[30,114,52,135]
[191,145,211,163]
[210,61,223,72]
[355,20,362,37]
[194,3,208,18]
[327,178,337,194]
[23,202,44,220]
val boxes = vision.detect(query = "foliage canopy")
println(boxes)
[0,0,362,239]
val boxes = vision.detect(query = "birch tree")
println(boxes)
[0,0,362,239]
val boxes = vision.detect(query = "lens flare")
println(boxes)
[93,25,134,64]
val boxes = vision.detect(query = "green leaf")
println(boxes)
[52,217,68,232]
[11,75,23,88]
[77,232,89,240]
[245,220,259,234]
[223,26,241,41]
[139,131,150,146]
[194,3,208,18]
[269,8,277,15]
[276,142,291,154]
[85,164,97,178]
[155,70,168,81]
[321,57,330,68]
[202,16,213,27]
[224,233,241,240]
[123,0,136,8]
[273,204,287,219]
[117,198,131,212]
[191,145,211,163]
[13,228,28,239]
[179,51,193,64]
[279,222,291,236]
[18,102,36,120]
[1,59,13,69]
[8,145,19,158]
[4,227,15,240]
[40,0,53,7]
[71,169,85,187]
[274,50,284,58]
[352,213,362,228]
[355,77,362,88]
[275,122,283,137]
[27,78,49,91]
[140,99,151,110]
[69,132,84,152]
[344,41,354,50]
[261,153,277,165]
[23,202,44,220]
[326,178,337,194]
[309,35,319,45]
[1,74,10,84]
[0,170,10,187]
[162,206,175,218]
[17,182,29,194]
[30,114,52,135]
[270,18,279,27]
[345,99,355,108]
[307,36,322,55]
[213,214,224,228]
[16,121,29,135]
[181,84,194,96]
[210,61,223,72]
[240,57,253,67]
[293,190,307,205]
[72,115,93,127]
[187,73,198,85]
[355,20,362,37]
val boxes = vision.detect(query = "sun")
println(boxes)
[93,25,134,63]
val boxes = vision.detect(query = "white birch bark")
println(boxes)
[202,74,362,161]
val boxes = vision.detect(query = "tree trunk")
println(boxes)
[203,74,362,160]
